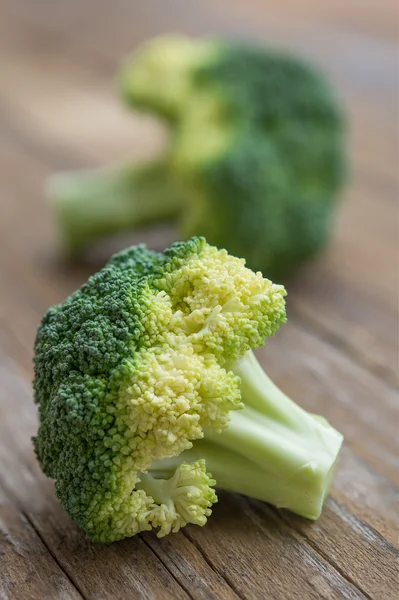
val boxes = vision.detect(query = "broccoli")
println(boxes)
[33,238,343,542]
[50,36,346,280]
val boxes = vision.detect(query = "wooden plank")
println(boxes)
[0,0,397,182]
[3,0,398,66]
[1,130,395,595]
[2,214,397,492]
[0,132,397,488]
[0,157,397,492]
[329,447,397,548]
[183,493,367,600]
[0,1,397,389]
[0,138,397,598]
[0,353,368,600]
[0,132,396,481]
[141,532,242,600]
[0,65,397,386]
[0,1,397,596]
[0,486,83,600]
[287,168,398,386]
[209,0,399,45]
[0,3,397,191]
[0,55,162,167]
[276,497,398,599]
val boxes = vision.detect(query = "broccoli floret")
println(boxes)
[50,36,346,280]
[33,238,343,542]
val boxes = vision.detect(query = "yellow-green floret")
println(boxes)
[33,238,286,541]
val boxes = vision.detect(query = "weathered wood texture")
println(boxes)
[0,1,397,598]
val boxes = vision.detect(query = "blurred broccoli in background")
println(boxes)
[50,35,347,280]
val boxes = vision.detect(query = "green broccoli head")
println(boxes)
[121,35,346,279]
[50,36,346,280]
[33,238,287,541]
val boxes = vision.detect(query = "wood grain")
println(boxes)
[0,485,83,600]
[0,0,397,598]
[0,3,396,386]
[1,348,374,600]
[183,493,367,600]
[0,137,397,598]
[277,497,398,599]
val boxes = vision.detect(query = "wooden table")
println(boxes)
[0,1,397,598]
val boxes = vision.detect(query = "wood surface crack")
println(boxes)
[0,2,396,598]
[290,313,398,390]
[268,506,375,600]
[0,473,85,599]
[19,509,88,600]
[182,531,246,600]
[244,498,371,599]
[139,534,195,600]
[328,499,399,556]
[286,529,373,600]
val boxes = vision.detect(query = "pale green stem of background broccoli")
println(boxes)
[151,351,343,520]
[49,160,183,256]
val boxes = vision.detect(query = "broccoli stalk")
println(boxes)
[50,160,183,255]
[151,351,342,520]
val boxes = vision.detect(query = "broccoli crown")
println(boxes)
[121,36,346,279]
[33,238,286,541]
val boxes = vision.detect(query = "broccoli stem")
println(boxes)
[49,160,184,255]
[136,471,177,509]
[152,351,343,520]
